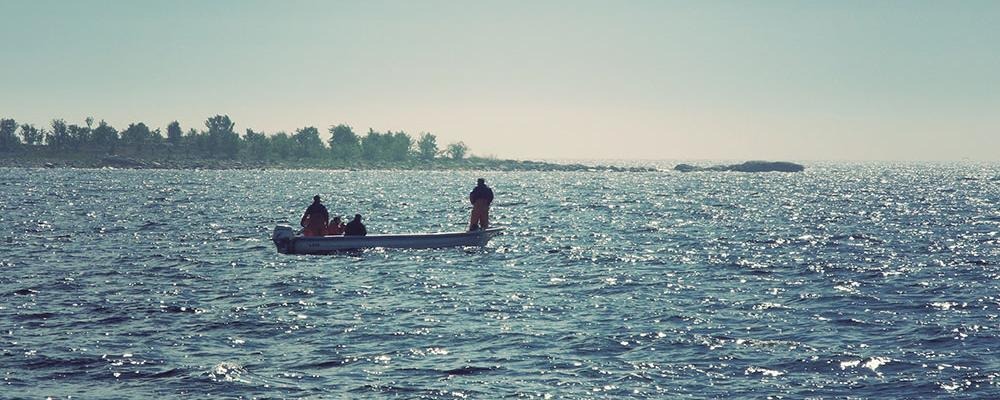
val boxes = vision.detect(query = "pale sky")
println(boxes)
[2,0,998,161]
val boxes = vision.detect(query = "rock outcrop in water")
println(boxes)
[674,161,805,173]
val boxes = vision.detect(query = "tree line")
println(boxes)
[0,115,471,162]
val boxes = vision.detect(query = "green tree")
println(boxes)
[0,118,19,151]
[67,123,91,147]
[361,128,413,161]
[243,128,269,160]
[91,120,118,152]
[293,126,324,158]
[18,124,44,146]
[205,115,239,158]
[48,119,70,149]
[446,141,468,160]
[270,132,295,160]
[120,122,158,153]
[183,128,205,155]
[416,132,438,160]
[386,131,413,161]
[360,129,391,161]
[328,124,360,160]
[166,121,182,146]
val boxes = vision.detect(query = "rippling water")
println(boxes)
[2,163,999,398]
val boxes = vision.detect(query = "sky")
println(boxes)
[1,0,998,161]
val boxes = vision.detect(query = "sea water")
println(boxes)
[1,163,998,398]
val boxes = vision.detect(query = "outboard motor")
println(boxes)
[272,225,295,254]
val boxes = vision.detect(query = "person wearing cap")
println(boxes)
[300,195,329,237]
[344,214,367,236]
[468,178,494,231]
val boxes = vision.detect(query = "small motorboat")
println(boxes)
[271,225,504,255]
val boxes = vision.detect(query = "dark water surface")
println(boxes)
[2,164,999,398]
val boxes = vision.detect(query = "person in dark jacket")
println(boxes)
[344,214,367,236]
[468,178,494,231]
[300,195,329,236]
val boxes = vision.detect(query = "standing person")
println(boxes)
[344,214,367,236]
[468,178,494,231]
[300,195,329,237]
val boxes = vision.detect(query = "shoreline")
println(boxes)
[0,152,656,172]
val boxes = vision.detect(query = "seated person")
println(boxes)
[344,214,367,236]
[326,216,345,235]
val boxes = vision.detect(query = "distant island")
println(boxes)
[674,160,805,173]
[0,115,650,172]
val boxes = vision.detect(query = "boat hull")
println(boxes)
[272,226,503,255]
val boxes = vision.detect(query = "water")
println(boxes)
[1,163,998,398]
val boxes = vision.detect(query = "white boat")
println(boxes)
[271,225,504,254]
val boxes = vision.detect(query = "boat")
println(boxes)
[271,225,504,255]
